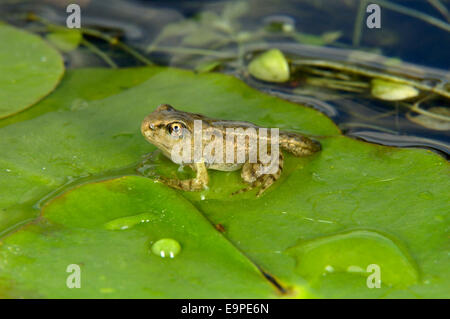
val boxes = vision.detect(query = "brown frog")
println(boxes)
[141,104,321,196]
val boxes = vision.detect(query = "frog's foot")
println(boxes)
[156,176,207,191]
[154,161,209,192]
[231,183,256,196]
[232,153,284,197]
[280,132,321,156]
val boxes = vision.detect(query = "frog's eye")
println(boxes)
[167,122,185,137]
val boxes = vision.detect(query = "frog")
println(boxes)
[141,104,321,196]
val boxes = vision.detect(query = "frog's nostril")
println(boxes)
[149,123,155,130]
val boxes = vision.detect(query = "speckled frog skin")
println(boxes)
[141,104,321,196]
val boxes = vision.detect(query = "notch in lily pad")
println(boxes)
[248,49,290,83]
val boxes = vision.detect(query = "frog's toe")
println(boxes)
[231,184,256,196]
[153,175,169,185]
[256,187,266,197]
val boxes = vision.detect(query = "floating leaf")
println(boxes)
[0,66,336,237]
[46,28,82,52]
[248,49,290,83]
[0,176,276,298]
[286,230,419,288]
[371,78,419,101]
[157,133,450,298]
[0,66,448,298]
[0,24,64,118]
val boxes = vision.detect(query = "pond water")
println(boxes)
[2,0,449,156]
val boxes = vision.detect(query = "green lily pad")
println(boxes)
[0,25,65,118]
[0,66,448,298]
[153,134,450,298]
[0,176,276,298]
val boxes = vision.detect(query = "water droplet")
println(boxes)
[104,212,155,230]
[324,265,334,273]
[151,238,181,258]
[286,230,419,287]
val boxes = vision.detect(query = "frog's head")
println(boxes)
[141,104,198,155]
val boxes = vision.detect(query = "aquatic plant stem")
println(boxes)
[305,77,367,92]
[428,0,450,22]
[150,46,236,58]
[409,103,450,121]
[79,28,153,65]
[81,39,117,68]
[377,0,450,32]
[291,59,450,99]
[27,13,152,66]
[352,0,367,46]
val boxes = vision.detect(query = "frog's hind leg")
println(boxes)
[232,153,284,197]
[280,132,321,157]
[157,162,209,191]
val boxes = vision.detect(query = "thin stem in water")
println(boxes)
[81,39,117,68]
[291,59,450,99]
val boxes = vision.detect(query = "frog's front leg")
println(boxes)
[157,161,209,191]
[233,153,284,197]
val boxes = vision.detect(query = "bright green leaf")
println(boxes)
[0,176,276,298]
[0,66,448,298]
[248,49,290,83]
[371,78,419,101]
[0,24,64,118]
[46,28,82,52]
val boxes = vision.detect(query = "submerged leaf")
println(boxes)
[46,28,82,52]
[371,78,419,101]
[0,66,448,298]
[248,49,290,83]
